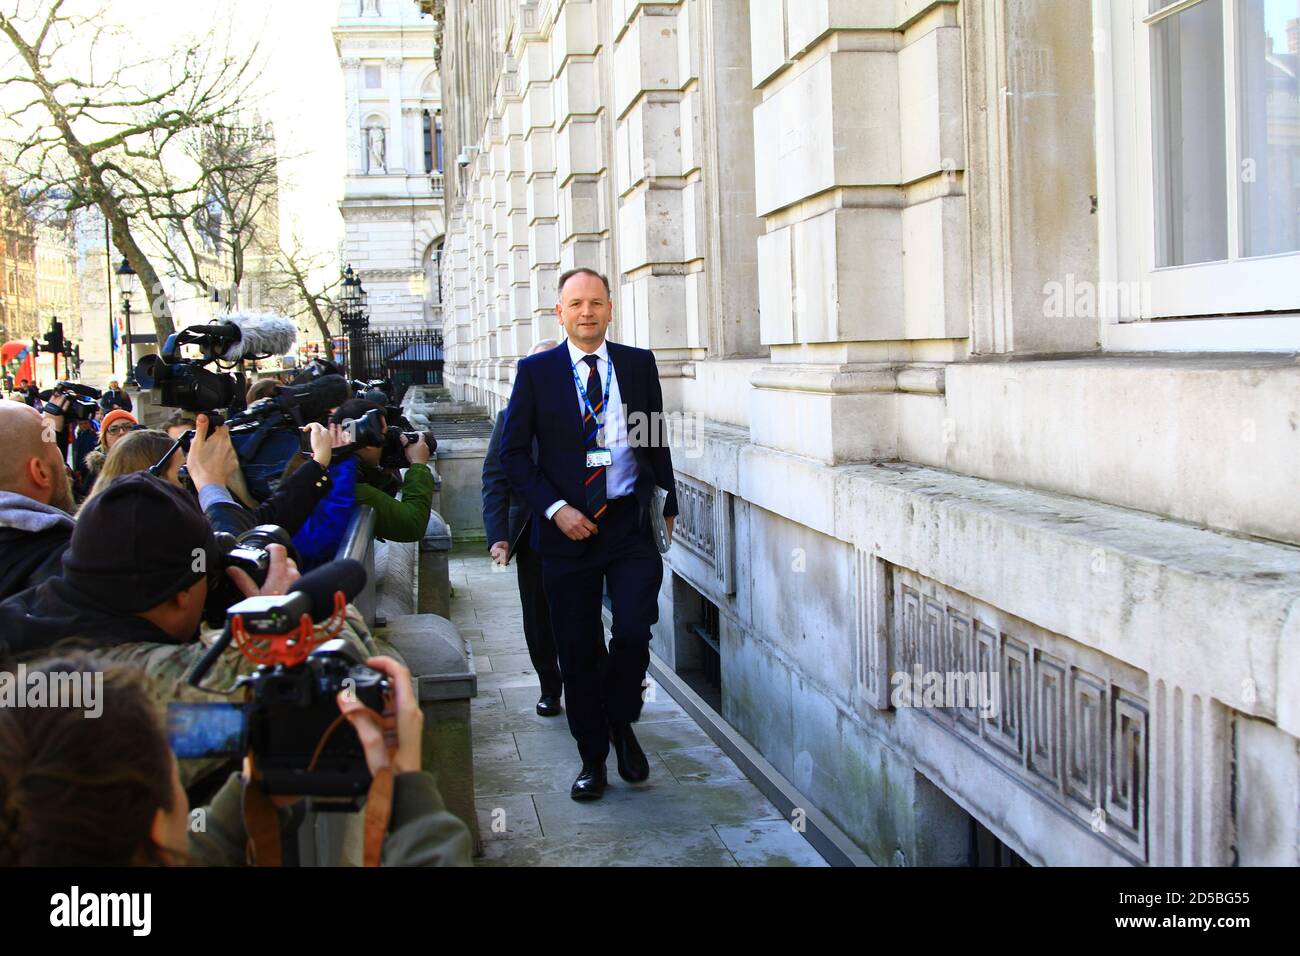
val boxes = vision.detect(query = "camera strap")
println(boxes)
[240,698,397,868]
[241,773,284,868]
[362,766,394,868]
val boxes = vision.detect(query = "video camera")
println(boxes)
[139,317,351,495]
[38,381,101,422]
[339,406,437,470]
[171,559,385,804]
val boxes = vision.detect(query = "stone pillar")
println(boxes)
[385,56,407,173]
[551,0,607,276]
[519,15,560,345]
[612,1,689,355]
[747,0,969,464]
[341,57,364,176]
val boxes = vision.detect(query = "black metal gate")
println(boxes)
[339,327,444,395]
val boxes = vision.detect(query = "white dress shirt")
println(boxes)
[544,338,638,520]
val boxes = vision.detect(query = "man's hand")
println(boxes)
[225,543,300,598]
[302,422,334,468]
[337,655,424,776]
[185,413,239,491]
[403,432,431,465]
[554,504,598,541]
[665,515,674,546]
[489,540,510,566]
[40,393,67,434]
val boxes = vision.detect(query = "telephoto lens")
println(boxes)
[216,525,300,588]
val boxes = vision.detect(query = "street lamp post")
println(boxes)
[340,264,369,378]
[116,258,138,387]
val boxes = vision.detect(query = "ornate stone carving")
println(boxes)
[891,567,1150,861]
[672,474,734,595]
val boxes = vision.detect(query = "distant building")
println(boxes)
[0,188,38,344]
[34,216,80,349]
[335,0,444,329]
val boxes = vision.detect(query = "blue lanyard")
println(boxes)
[571,354,613,443]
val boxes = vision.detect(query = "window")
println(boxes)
[423,110,434,173]
[1098,0,1300,343]
[435,113,444,173]
[364,64,382,89]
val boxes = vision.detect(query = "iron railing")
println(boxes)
[338,326,444,395]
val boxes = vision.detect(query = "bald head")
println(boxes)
[0,400,73,511]
[530,339,558,356]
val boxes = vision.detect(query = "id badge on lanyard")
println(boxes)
[573,356,615,467]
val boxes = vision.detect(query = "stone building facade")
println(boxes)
[430,0,1300,866]
[0,188,38,345]
[336,1,446,329]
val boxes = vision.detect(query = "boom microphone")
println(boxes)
[291,558,368,622]
[214,313,298,360]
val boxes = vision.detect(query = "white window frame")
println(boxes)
[1094,0,1300,351]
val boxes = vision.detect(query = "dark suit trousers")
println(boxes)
[541,495,663,764]
[513,535,563,698]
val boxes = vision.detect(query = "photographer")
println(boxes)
[0,472,290,655]
[0,654,473,866]
[0,399,76,601]
[185,413,344,538]
[332,399,434,542]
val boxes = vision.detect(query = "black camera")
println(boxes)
[169,639,389,803]
[245,639,390,799]
[39,381,101,421]
[172,560,380,803]
[204,524,301,627]
[215,525,300,587]
[137,356,240,414]
[339,407,436,469]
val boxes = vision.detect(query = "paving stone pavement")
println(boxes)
[448,542,828,867]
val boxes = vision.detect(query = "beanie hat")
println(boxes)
[62,472,219,613]
[100,408,138,437]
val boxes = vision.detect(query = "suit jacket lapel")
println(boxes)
[607,342,637,417]
[551,344,584,442]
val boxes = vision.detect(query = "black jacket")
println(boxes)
[481,412,535,559]
[0,574,181,659]
[104,388,133,413]
[0,492,74,603]
[499,340,678,557]
[204,459,332,538]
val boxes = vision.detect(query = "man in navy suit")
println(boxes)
[499,268,678,800]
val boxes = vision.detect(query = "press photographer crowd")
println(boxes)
[0,312,468,867]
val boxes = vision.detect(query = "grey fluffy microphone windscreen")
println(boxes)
[217,313,299,360]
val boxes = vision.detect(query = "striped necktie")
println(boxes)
[582,354,607,522]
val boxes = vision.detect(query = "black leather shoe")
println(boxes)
[536,693,562,717]
[609,723,650,783]
[570,762,607,801]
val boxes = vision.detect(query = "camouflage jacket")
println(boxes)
[97,603,379,788]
